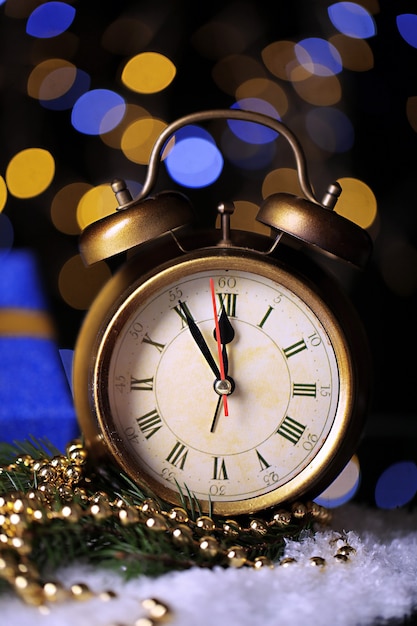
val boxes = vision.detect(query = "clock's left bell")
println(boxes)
[79,178,194,266]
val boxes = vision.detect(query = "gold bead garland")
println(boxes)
[0,438,345,611]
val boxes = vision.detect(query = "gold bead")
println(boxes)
[226,546,247,568]
[66,440,84,456]
[337,544,356,557]
[90,501,113,520]
[58,484,74,501]
[37,465,57,482]
[67,447,88,465]
[146,513,168,532]
[64,465,83,484]
[291,502,307,519]
[199,536,220,558]
[249,518,268,535]
[309,556,326,567]
[141,597,171,620]
[279,557,297,567]
[171,524,194,546]
[59,503,82,522]
[196,515,215,532]
[271,509,292,527]
[98,590,117,601]
[119,507,140,525]
[134,619,154,626]
[0,553,18,578]
[141,499,160,515]
[70,582,94,601]
[43,581,68,602]
[168,507,189,523]
[222,519,241,537]
[14,576,45,606]
[253,556,274,569]
[334,553,349,563]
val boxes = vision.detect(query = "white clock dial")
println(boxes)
[96,257,347,514]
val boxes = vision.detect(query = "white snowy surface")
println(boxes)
[1,503,417,626]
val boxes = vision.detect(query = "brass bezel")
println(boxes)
[73,244,369,516]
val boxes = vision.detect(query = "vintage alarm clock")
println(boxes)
[73,109,372,517]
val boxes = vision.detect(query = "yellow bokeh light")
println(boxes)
[58,255,112,310]
[262,168,303,199]
[330,35,374,72]
[76,184,118,230]
[121,117,167,165]
[6,148,55,199]
[27,59,76,100]
[262,41,298,82]
[212,54,266,96]
[101,103,149,149]
[292,74,342,106]
[406,96,417,134]
[51,182,92,235]
[335,177,377,230]
[0,176,8,212]
[235,78,289,116]
[216,200,269,236]
[121,52,176,94]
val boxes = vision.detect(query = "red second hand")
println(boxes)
[210,278,229,416]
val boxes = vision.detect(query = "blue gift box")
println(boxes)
[0,249,79,452]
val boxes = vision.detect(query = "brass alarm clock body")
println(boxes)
[73,229,370,517]
[73,109,372,517]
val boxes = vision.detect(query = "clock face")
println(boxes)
[89,254,353,515]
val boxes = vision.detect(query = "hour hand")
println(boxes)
[178,300,220,378]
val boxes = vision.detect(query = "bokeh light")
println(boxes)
[121,52,176,94]
[76,184,119,230]
[0,176,8,212]
[100,104,150,150]
[295,38,342,77]
[121,117,167,165]
[328,2,376,39]
[26,2,76,38]
[216,200,270,236]
[212,54,266,95]
[306,107,354,152]
[235,78,289,117]
[314,455,361,508]
[229,99,280,144]
[51,182,92,235]
[334,177,377,229]
[165,126,224,188]
[6,148,55,199]
[71,89,126,135]
[58,255,111,310]
[375,461,417,509]
[27,59,77,100]
[329,34,374,71]
[262,168,303,198]
[396,14,417,49]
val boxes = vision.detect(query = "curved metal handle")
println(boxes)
[116,109,321,209]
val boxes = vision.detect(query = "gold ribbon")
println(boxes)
[0,308,55,338]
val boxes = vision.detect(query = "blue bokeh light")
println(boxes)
[295,37,342,76]
[306,107,354,152]
[26,2,76,39]
[375,461,417,509]
[328,2,376,39]
[229,99,280,145]
[397,14,417,49]
[71,89,126,135]
[41,69,91,111]
[165,126,223,188]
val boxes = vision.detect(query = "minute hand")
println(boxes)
[178,301,220,378]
